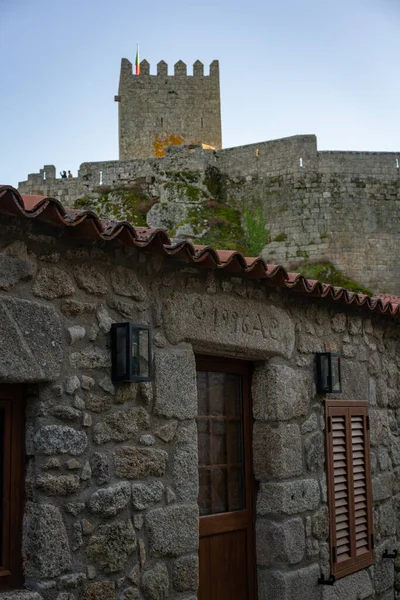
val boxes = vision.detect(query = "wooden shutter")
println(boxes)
[326,401,373,579]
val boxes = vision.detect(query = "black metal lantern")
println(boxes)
[316,352,342,394]
[111,323,152,382]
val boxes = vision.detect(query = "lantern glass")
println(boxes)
[111,323,152,382]
[115,324,127,379]
[331,354,341,393]
[319,354,330,392]
[316,352,342,394]
[138,328,150,378]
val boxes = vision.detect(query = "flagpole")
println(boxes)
[135,43,140,75]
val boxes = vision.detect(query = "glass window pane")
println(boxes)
[227,421,243,465]
[213,468,227,513]
[211,420,226,465]
[226,374,242,417]
[138,328,149,377]
[196,372,208,416]
[198,419,210,466]
[197,368,245,516]
[198,469,211,516]
[208,373,225,415]
[229,467,245,511]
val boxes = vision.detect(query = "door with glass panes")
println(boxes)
[196,356,256,600]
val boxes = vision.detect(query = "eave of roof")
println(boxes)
[0,185,399,318]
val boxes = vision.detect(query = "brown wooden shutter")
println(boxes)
[326,401,373,579]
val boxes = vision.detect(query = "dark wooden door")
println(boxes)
[196,356,256,600]
[0,385,24,590]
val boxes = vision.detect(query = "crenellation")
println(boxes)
[42,165,56,180]
[157,60,168,76]
[193,60,204,77]
[120,58,132,77]
[174,60,187,76]
[139,59,150,75]
[209,59,219,78]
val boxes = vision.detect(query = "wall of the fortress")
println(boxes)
[216,134,319,176]
[237,170,400,295]
[18,147,217,207]
[18,136,400,295]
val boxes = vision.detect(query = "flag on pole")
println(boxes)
[135,44,140,75]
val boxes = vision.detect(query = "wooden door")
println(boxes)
[196,356,256,600]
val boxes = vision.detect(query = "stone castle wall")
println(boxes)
[0,212,399,599]
[18,135,400,295]
[116,59,222,160]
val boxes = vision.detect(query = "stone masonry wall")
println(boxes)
[117,59,222,160]
[18,134,400,295]
[229,168,400,294]
[18,147,216,208]
[0,212,399,599]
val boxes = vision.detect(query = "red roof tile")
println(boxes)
[21,194,48,210]
[0,185,399,318]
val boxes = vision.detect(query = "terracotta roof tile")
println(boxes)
[0,185,398,318]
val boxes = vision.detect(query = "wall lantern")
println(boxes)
[316,352,342,394]
[111,323,152,382]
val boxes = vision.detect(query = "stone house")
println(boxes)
[0,183,399,600]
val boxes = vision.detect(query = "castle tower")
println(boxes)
[115,58,222,160]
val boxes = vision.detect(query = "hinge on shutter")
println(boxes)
[366,416,370,430]
[382,548,397,559]
[332,546,337,563]
[371,533,374,549]
[328,416,332,433]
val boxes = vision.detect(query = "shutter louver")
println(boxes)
[351,416,369,557]
[332,415,351,563]
[326,401,374,579]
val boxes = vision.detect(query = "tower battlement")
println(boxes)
[116,57,222,159]
[119,58,220,78]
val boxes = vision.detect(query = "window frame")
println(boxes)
[325,400,374,579]
[0,385,24,590]
[195,355,254,522]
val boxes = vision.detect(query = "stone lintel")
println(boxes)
[163,293,295,359]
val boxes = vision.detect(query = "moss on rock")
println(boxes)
[204,166,227,201]
[170,200,246,252]
[293,262,373,295]
[74,187,155,227]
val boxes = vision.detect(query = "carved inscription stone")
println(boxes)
[163,294,295,359]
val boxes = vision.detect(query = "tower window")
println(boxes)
[201,118,204,129]
[161,117,164,127]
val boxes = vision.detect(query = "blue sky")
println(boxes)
[1,0,399,187]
